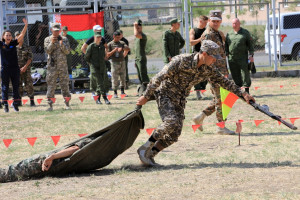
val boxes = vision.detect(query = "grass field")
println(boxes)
[0,77,299,199]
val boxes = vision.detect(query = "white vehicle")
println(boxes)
[265,12,300,60]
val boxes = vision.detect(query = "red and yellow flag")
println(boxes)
[220,87,239,120]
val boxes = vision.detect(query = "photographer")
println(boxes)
[44,23,71,111]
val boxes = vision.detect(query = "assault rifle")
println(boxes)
[248,100,297,130]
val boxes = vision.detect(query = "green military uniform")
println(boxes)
[225,27,254,88]
[162,30,185,64]
[85,41,108,96]
[135,32,149,84]
[65,34,78,74]
[17,43,34,99]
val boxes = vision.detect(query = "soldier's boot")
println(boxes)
[96,95,102,104]
[102,94,111,105]
[30,97,36,107]
[12,102,19,112]
[46,102,53,111]
[4,104,9,113]
[245,87,250,94]
[137,141,159,166]
[120,87,128,97]
[0,101,2,109]
[196,91,202,100]
[193,112,207,131]
[18,98,22,107]
[113,90,118,98]
[216,127,236,135]
[65,100,71,110]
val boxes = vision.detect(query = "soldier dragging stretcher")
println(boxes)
[136,40,255,166]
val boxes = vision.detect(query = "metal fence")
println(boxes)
[190,1,271,67]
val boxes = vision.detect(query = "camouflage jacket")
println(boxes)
[144,53,243,104]
[44,35,70,67]
[200,26,228,75]
[17,43,33,68]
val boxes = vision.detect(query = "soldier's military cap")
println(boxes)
[170,18,182,25]
[137,19,142,26]
[94,31,102,37]
[209,10,222,20]
[93,25,102,31]
[201,40,222,59]
[14,31,20,37]
[62,26,68,31]
[51,23,61,31]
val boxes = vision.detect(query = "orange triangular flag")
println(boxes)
[278,121,281,125]
[192,125,200,133]
[50,98,56,103]
[51,136,61,146]
[22,99,28,105]
[107,95,112,100]
[254,87,259,90]
[254,120,264,127]
[290,118,298,125]
[27,137,37,147]
[292,84,297,87]
[64,97,71,103]
[238,119,244,123]
[93,95,99,101]
[216,121,225,128]
[78,133,88,138]
[280,85,283,89]
[7,100,13,106]
[120,94,126,99]
[146,128,155,135]
[3,139,12,148]
[200,90,206,94]
[79,96,85,102]
[37,99,43,105]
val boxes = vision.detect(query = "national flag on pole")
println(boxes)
[220,87,239,120]
[54,12,104,40]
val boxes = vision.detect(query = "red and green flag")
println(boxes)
[54,12,104,40]
[220,87,239,120]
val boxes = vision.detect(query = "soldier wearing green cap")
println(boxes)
[85,32,111,105]
[193,10,237,135]
[61,26,78,74]
[134,19,150,96]
[162,18,185,64]
[136,40,255,166]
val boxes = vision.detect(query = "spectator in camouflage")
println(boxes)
[44,23,71,111]
[15,31,35,107]
[0,138,92,183]
[136,40,255,166]
[194,10,236,135]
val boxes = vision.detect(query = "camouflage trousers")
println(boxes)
[19,69,34,98]
[110,61,126,90]
[46,65,71,104]
[0,153,49,182]
[202,82,223,122]
[152,94,185,148]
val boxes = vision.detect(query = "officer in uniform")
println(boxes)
[61,26,79,74]
[119,30,130,89]
[134,19,150,96]
[85,32,111,105]
[136,40,255,166]
[225,18,254,94]
[189,15,209,100]
[15,31,35,107]
[44,23,71,111]
[193,10,236,135]
[162,18,185,64]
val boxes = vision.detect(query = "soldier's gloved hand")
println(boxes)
[242,92,255,104]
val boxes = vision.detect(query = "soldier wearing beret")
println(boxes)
[162,18,185,64]
[193,10,236,135]
[136,40,255,166]
[15,31,35,107]
[44,23,71,111]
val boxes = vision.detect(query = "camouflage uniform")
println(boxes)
[143,52,243,148]
[44,35,71,104]
[0,138,92,182]
[200,25,228,122]
[17,43,34,99]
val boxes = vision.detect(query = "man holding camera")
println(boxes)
[44,23,71,111]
